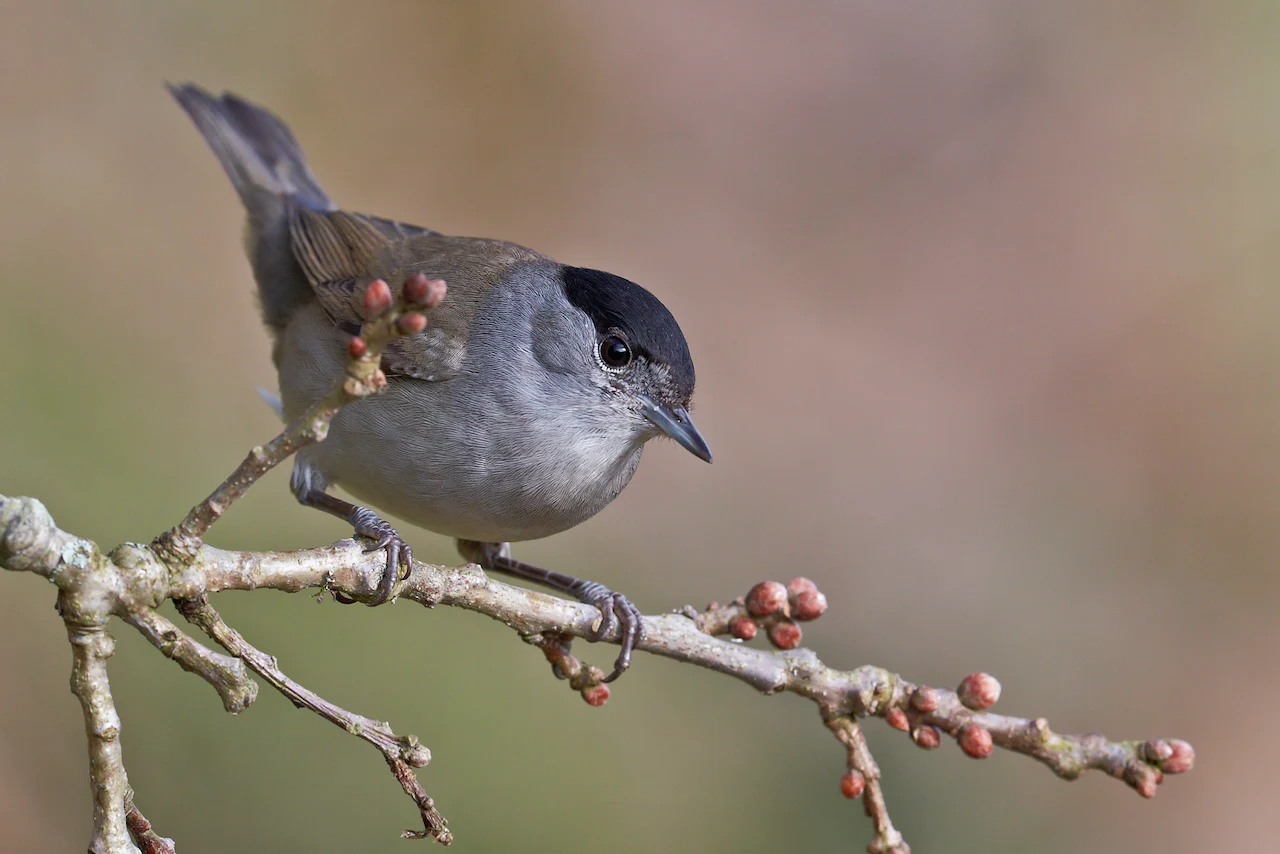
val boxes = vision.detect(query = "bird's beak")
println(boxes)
[641,398,712,463]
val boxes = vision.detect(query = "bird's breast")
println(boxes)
[313,378,646,543]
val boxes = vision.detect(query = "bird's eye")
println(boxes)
[599,335,632,369]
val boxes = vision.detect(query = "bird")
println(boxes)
[168,83,711,681]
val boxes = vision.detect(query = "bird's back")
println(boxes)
[169,82,545,384]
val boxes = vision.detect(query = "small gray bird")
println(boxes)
[169,84,710,680]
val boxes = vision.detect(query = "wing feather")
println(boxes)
[287,208,544,382]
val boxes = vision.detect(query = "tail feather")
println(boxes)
[167,83,332,212]
[168,83,331,331]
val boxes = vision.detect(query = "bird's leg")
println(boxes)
[457,540,642,683]
[292,461,411,605]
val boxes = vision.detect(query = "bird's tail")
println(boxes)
[168,83,331,330]
[167,83,332,212]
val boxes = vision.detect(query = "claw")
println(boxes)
[468,542,644,682]
[349,508,413,605]
[587,596,617,642]
[585,590,642,682]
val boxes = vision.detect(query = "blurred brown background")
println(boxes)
[1,1,1274,851]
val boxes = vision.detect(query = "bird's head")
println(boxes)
[560,266,711,463]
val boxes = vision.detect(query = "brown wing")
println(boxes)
[288,208,543,381]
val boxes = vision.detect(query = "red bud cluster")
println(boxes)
[1126,739,1192,796]
[731,578,829,649]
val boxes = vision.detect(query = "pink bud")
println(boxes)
[582,684,610,707]
[362,279,393,318]
[348,336,368,358]
[729,615,758,640]
[792,589,828,621]
[745,581,788,617]
[1143,739,1173,762]
[421,277,447,307]
[1162,740,1195,774]
[768,619,802,649]
[912,725,941,750]
[1126,764,1162,798]
[397,313,427,335]
[885,709,909,732]
[910,687,939,713]
[840,769,866,799]
[958,724,993,758]
[957,672,1001,710]
[786,577,818,599]
[403,272,431,303]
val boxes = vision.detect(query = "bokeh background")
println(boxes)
[1,1,1275,851]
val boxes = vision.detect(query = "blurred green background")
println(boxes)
[1,1,1275,851]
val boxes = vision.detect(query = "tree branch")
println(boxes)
[0,274,1194,853]
[120,607,257,714]
[3,495,1195,852]
[66,619,138,854]
[173,594,450,843]
[828,716,904,853]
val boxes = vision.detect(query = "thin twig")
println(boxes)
[152,276,446,564]
[124,797,176,854]
[173,595,450,844]
[121,608,257,713]
[827,716,906,853]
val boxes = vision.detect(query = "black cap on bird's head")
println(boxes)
[560,266,711,463]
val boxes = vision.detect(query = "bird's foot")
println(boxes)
[458,539,643,682]
[345,507,413,604]
[572,581,643,683]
